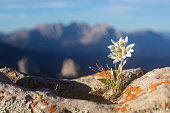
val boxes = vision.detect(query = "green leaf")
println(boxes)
[98,78,108,85]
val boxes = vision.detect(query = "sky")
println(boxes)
[0,0,170,33]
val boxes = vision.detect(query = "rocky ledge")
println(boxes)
[0,67,169,113]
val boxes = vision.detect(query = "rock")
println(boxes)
[0,67,169,113]
[61,58,80,78]
[117,67,170,113]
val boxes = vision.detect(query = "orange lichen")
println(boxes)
[149,80,170,93]
[91,70,111,78]
[14,80,18,84]
[164,80,170,85]
[34,95,43,99]
[108,107,114,111]
[137,70,146,78]
[48,104,57,112]
[40,99,48,106]
[31,99,48,108]
[0,91,3,94]
[118,86,145,104]
[7,76,13,81]
[118,78,170,105]
[83,63,112,79]
[31,100,38,107]
[120,104,128,112]
[113,107,120,112]
[167,76,170,79]
[78,70,111,79]
[78,75,91,79]
[0,96,4,100]
[167,103,170,107]
[9,96,16,100]
[109,104,128,112]
[10,70,16,74]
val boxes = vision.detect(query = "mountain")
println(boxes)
[0,32,4,38]
[126,30,170,57]
[0,22,170,78]
[158,31,170,39]
[1,22,115,54]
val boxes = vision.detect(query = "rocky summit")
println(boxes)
[0,67,169,113]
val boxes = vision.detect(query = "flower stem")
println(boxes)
[115,63,118,74]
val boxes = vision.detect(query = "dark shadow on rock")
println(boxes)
[0,72,37,96]
[16,76,113,104]
[16,76,56,89]
[53,80,113,104]
[0,72,16,84]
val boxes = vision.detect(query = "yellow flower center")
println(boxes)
[116,48,120,52]
[121,46,126,52]
[119,41,123,46]
[117,52,122,57]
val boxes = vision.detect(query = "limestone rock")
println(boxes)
[0,67,169,113]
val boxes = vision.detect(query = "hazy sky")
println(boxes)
[0,0,170,33]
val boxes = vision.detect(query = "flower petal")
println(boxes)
[126,52,132,57]
[111,39,117,46]
[108,54,116,59]
[110,48,117,53]
[108,45,115,49]
[125,36,128,45]
[119,37,123,42]
[126,43,135,50]
[129,49,134,53]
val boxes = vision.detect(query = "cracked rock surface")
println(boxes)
[0,67,169,113]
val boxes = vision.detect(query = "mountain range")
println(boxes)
[0,22,170,78]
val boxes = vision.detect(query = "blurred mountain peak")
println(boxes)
[0,22,170,77]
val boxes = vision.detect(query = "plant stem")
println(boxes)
[115,63,118,75]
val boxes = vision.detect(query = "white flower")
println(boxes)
[108,36,135,64]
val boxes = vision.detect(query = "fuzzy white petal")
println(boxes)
[125,36,128,43]
[129,49,134,53]
[108,45,115,51]
[128,43,135,49]
[111,39,117,46]
[108,45,113,48]
[107,54,116,59]
[126,43,135,51]
[119,37,123,42]
[126,52,132,57]
[110,48,117,53]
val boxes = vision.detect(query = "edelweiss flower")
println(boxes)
[108,36,135,64]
